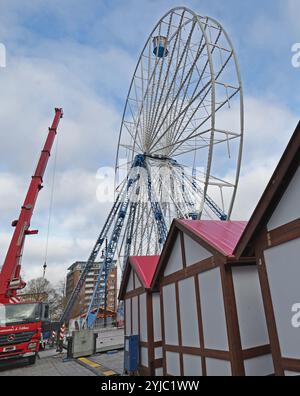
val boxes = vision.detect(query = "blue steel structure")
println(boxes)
[60,154,170,328]
[60,155,227,328]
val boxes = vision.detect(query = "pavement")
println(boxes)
[0,348,124,377]
[78,351,124,376]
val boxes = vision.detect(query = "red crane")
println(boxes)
[0,108,63,303]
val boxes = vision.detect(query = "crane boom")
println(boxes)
[0,108,63,302]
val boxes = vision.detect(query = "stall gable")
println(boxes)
[184,234,212,266]
[124,268,143,294]
[126,269,135,293]
[267,166,300,232]
[164,234,183,276]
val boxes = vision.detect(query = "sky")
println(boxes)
[0,0,299,286]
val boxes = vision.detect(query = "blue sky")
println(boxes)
[3,0,299,107]
[0,0,299,284]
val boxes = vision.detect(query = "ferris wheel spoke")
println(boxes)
[167,58,209,144]
[146,13,176,141]
[140,44,157,150]
[140,53,153,149]
[126,99,145,150]
[166,36,203,145]
[149,60,212,153]
[150,79,213,155]
[168,28,226,148]
[149,20,197,145]
[148,25,220,152]
[170,124,241,157]
[149,21,188,135]
[149,36,209,153]
[133,37,164,151]
[144,20,166,140]
[168,85,240,157]
[122,121,144,153]
[147,12,188,141]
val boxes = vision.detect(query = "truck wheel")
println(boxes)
[28,355,37,365]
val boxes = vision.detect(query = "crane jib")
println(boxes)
[0,108,63,302]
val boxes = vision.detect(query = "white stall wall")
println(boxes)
[164,235,183,276]
[132,296,139,335]
[166,351,181,376]
[244,354,274,376]
[232,266,270,349]
[163,284,179,345]
[183,354,202,376]
[178,277,200,348]
[139,293,148,342]
[199,268,229,351]
[206,358,231,376]
[125,298,131,336]
[152,293,162,342]
[285,371,300,376]
[184,234,212,267]
[141,347,149,367]
[267,166,300,231]
[264,238,300,360]
[155,347,163,359]
[155,368,164,376]
[127,270,134,292]
[134,272,142,288]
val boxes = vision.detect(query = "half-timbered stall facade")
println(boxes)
[119,256,163,376]
[152,220,274,376]
[235,122,300,376]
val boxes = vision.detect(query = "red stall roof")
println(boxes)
[130,256,160,289]
[179,220,248,256]
[119,255,160,300]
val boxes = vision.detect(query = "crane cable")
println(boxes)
[43,131,59,278]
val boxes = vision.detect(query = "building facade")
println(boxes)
[66,261,118,319]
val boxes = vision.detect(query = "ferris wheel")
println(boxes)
[61,7,244,328]
[115,6,244,257]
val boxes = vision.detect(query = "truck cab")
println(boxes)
[0,302,50,364]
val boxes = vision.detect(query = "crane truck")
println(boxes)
[0,108,63,364]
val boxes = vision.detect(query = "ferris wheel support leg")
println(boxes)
[59,195,122,325]
[84,167,142,329]
[144,161,168,245]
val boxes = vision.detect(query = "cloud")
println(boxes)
[231,96,298,220]
[285,0,300,34]
[0,231,96,286]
